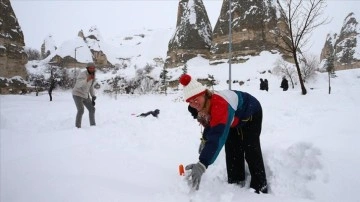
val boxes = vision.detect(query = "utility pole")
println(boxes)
[228,0,232,90]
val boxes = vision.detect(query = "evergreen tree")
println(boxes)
[160,66,169,95]
[182,63,188,75]
[207,74,216,90]
[325,54,335,94]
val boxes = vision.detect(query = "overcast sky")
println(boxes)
[11,0,360,55]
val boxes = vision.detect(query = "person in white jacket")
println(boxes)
[72,63,97,128]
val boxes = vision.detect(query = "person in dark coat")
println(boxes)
[180,74,267,193]
[259,79,265,90]
[137,109,160,118]
[48,79,55,101]
[264,79,269,91]
[280,77,289,91]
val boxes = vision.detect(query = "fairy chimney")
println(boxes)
[165,0,213,68]
[0,0,28,79]
[210,0,288,64]
[320,13,360,70]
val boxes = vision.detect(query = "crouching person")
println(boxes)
[180,74,268,194]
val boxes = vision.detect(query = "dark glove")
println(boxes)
[92,96,96,106]
[188,105,198,119]
[185,162,206,190]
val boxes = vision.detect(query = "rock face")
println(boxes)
[166,0,212,68]
[211,0,286,64]
[83,26,109,66]
[48,26,110,68]
[320,13,360,70]
[0,76,28,94]
[166,0,288,68]
[0,0,28,79]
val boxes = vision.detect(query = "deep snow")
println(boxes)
[3,1,360,201]
[1,64,360,202]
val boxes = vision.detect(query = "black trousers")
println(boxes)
[224,110,267,192]
[48,90,53,101]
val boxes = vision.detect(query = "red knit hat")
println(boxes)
[179,74,207,102]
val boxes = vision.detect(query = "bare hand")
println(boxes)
[87,74,94,81]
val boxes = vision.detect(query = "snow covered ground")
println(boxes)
[1,65,360,202]
[4,0,360,201]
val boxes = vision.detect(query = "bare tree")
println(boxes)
[109,76,123,99]
[273,58,297,89]
[299,53,318,83]
[275,0,328,95]
[129,64,158,94]
[24,47,41,61]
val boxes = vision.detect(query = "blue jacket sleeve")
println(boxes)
[199,103,235,168]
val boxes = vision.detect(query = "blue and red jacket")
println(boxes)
[199,90,262,168]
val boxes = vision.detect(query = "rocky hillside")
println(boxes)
[41,25,168,71]
[43,26,111,69]
[210,0,287,64]
[0,0,28,93]
[22,26,170,95]
[166,0,289,67]
[2,0,359,94]
[320,12,360,71]
[166,0,212,68]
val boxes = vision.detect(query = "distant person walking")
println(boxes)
[72,63,97,128]
[264,79,269,92]
[260,78,268,91]
[259,79,265,90]
[280,77,289,91]
[48,79,55,101]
